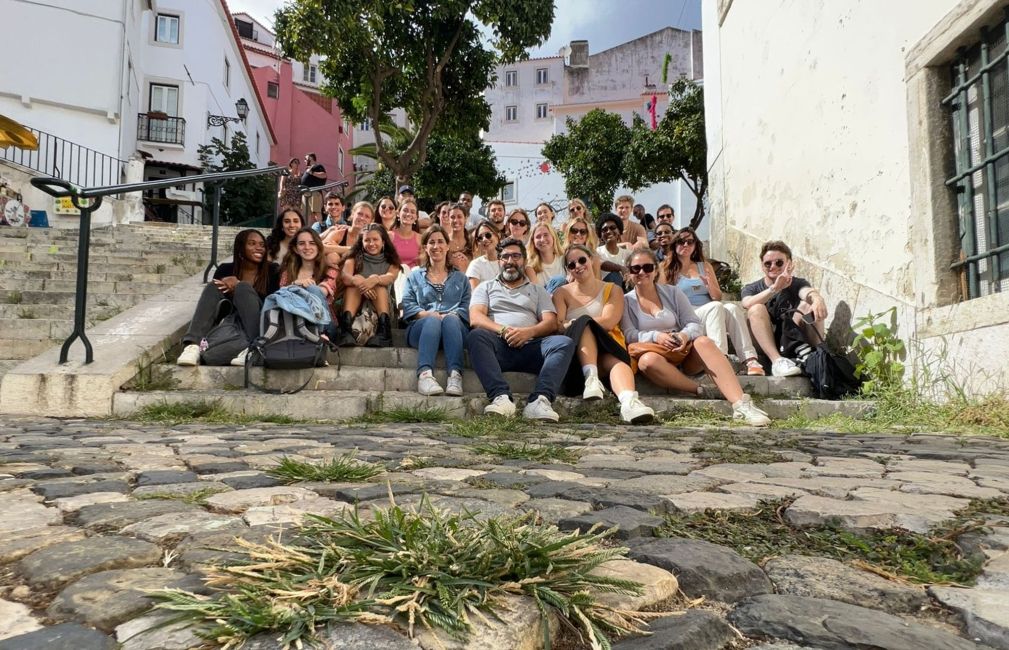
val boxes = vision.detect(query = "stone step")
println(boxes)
[1,338,56,360]
[166,363,814,399]
[0,269,191,284]
[112,388,874,422]
[0,303,78,320]
[0,318,73,340]
[6,290,150,307]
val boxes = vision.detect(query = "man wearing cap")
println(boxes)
[467,237,575,421]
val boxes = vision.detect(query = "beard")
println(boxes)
[500,266,522,282]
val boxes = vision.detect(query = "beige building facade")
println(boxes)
[702,0,1009,393]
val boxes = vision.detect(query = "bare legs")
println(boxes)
[746,303,782,362]
[637,335,744,403]
[575,328,635,394]
[343,285,391,316]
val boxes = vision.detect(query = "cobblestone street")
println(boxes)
[1,415,1008,649]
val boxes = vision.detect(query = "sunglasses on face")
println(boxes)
[601,225,619,233]
[763,259,786,269]
[676,238,696,247]
[569,228,588,236]
[476,232,496,242]
[509,219,528,227]
[381,204,395,210]
[628,263,656,275]
[566,256,589,270]
[569,205,583,212]
[658,213,673,220]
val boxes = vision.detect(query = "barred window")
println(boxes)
[946,14,1009,299]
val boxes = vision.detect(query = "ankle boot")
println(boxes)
[338,311,357,347]
[366,313,393,348]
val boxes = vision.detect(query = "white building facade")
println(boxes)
[479,27,705,236]
[0,0,274,226]
[702,0,1009,392]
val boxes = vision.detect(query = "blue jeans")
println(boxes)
[466,328,575,403]
[406,314,467,374]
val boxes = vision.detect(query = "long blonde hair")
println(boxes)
[563,217,598,249]
[528,223,563,274]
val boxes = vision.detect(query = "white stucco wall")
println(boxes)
[704,0,1009,392]
[485,58,565,142]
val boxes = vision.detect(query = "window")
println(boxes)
[505,70,517,87]
[303,64,317,83]
[267,81,279,98]
[338,146,344,174]
[256,132,261,158]
[536,67,548,84]
[235,18,253,39]
[149,83,179,116]
[155,13,180,44]
[505,105,517,122]
[224,58,231,89]
[536,103,548,119]
[946,18,1009,299]
[360,118,370,131]
[500,181,516,203]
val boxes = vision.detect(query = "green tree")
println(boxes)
[275,0,554,184]
[197,132,274,225]
[624,78,707,228]
[542,109,631,215]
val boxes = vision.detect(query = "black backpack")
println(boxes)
[781,310,862,400]
[244,307,333,394]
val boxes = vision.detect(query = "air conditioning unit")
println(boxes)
[566,40,589,69]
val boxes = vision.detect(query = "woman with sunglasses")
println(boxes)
[505,208,532,244]
[665,228,764,376]
[377,196,398,230]
[526,222,565,286]
[466,220,501,289]
[595,213,632,286]
[622,248,770,426]
[653,223,676,262]
[553,245,655,423]
[567,198,590,225]
[443,202,472,274]
[401,226,471,396]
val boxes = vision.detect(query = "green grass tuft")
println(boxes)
[266,454,384,483]
[151,498,650,650]
[448,415,536,439]
[5,290,23,304]
[658,497,1009,585]
[471,440,580,464]
[135,486,229,505]
[351,406,450,424]
[131,400,304,425]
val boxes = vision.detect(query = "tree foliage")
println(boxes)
[275,0,554,183]
[542,109,631,216]
[625,78,707,228]
[197,132,274,225]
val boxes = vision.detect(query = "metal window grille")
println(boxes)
[944,8,1009,299]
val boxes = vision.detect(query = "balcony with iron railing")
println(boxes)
[137,113,186,146]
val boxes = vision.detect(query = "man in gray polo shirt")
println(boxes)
[467,238,576,420]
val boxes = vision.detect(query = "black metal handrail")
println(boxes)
[137,113,186,145]
[30,165,287,365]
[298,179,349,195]
[0,125,126,188]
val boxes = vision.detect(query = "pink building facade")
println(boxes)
[235,14,354,192]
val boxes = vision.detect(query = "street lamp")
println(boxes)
[207,98,249,127]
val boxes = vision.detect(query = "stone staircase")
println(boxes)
[115,330,874,422]
[0,224,249,384]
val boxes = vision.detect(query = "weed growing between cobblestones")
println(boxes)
[351,406,450,424]
[267,454,384,483]
[448,415,536,439]
[471,441,580,464]
[658,497,1009,585]
[130,400,304,425]
[135,486,230,505]
[688,431,789,465]
[152,498,650,650]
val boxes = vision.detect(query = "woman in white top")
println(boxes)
[621,248,770,426]
[595,212,631,287]
[466,220,501,289]
[553,245,654,424]
[526,222,564,286]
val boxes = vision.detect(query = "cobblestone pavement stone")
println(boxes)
[1,416,1008,649]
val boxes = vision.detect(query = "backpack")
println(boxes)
[199,312,249,366]
[781,310,862,401]
[244,306,333,394]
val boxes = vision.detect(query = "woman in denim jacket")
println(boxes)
[401,226,472,396]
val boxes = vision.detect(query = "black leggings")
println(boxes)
[181,282,262,345]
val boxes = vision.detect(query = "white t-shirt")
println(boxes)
[596,244,630,267]
[533,256,565,286]
[465,255,500,284]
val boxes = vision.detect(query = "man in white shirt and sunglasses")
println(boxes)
[740,240,827,377]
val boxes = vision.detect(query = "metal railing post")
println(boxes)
[58,195,103,364]
[203,184,222,283]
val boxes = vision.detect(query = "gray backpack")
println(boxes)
[244,307,333,394]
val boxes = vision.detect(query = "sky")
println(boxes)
[229,0,702,57]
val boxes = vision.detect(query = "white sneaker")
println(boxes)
[417,370,444,396]
[230,348,248,367]
[771,357,803,377]
[523,395,560,422]
[177,344,201,366]
[620,392,655,424]
[445,370,464,396]
[582,375,605,401]
[484,394,516,417]
[732,394,771,427]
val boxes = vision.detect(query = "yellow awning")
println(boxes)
[0,114,39,150]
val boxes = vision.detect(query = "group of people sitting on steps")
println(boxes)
[176,188,830,427]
